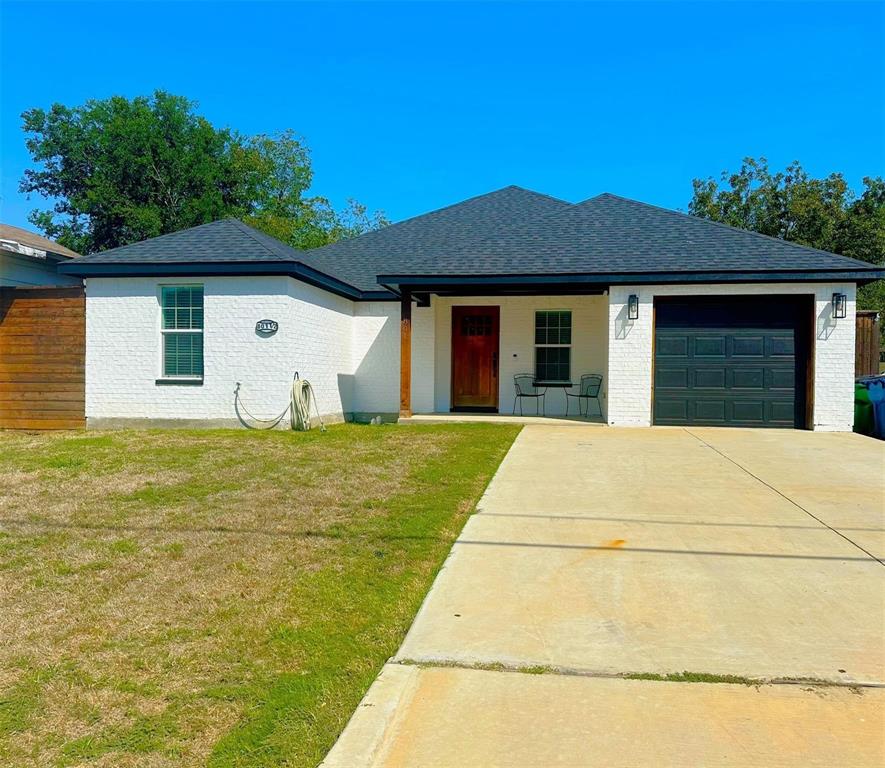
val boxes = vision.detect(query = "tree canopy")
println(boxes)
[20,91,386,254]
[689,158,885,317]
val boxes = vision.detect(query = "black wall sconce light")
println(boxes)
[832,292,847,319]
[627,294,639,320]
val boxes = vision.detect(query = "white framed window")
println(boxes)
[534,310,571,382]
[160,285,204,379]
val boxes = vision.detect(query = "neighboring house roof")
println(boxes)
[60,186,885,296]
[0,224,80,260]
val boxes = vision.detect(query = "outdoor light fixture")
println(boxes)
[832,292,847,319]
[627,294,639,320]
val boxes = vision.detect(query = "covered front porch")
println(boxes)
[393,283,611,421]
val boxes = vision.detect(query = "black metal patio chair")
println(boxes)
[512,374,547,416]
[565,374,603,418]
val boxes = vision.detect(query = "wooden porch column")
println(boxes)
[399,289,412,418]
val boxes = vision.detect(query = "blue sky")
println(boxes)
[2,1,883,232]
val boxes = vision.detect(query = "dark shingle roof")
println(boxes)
[68,218,298,264]
[378,193,879,278]
[62,187,884,293]
[298,185,571,291]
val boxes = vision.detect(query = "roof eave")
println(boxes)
[378,269,885,290]
[58,259,391,301]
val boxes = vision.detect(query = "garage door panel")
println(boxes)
[693,399,726,422]
[653,297,808,429]
[770,401,797,424]
[694,368,726,389]
[655,399,688,422]
[731,367,765,389]
[693,336,726,357]
[732,336,766,357]
[657,336,688,357]
[655,367,688,388]
[732,400,766,423]
[769,368,795,390]
[768,335,795,356]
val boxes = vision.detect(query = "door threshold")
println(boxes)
[450,407,499,413]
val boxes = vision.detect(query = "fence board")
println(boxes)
[0,287,86,429]
[856,310,881,377]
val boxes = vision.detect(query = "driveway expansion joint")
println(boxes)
[391,657,883,690]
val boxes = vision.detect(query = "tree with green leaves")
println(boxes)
[19,91,385,254]
[234,130,387,250]
[689,158,885,323]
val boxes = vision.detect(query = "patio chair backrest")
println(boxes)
[514,374,539,396]
[580,374,602,397]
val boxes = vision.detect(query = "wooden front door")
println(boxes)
[451,306,500,410]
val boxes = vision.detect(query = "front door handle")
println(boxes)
[492,351,498,376]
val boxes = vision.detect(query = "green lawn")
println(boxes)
[0,423,519,767]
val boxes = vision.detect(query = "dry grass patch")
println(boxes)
[0,423,519,767]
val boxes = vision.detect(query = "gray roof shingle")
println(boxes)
[298,185,571,291]
[63,187,883,293]
[68,218,298,264]
[377,193,879,279]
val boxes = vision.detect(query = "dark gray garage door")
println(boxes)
[653,297,810,428]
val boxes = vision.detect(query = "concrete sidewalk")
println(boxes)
[323,426,885,767]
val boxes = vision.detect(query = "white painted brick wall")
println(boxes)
[607,283,857,431]
[433,295,609,416]
[86,276,857,430]
[85,276,355,424]
[351,302,397,414]
[351,301,435,415]
[412,302,436,413]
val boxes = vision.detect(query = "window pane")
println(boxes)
[535,347,571,382]
[535,311,571,345]
[162,286,204,330]
[190,288,204,329]
[163,332,203,377]
[161,288,176,329]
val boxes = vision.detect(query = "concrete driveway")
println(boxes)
[324,426,885,767]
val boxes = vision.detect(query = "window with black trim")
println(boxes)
[161,285,204,378]
[534,310,571,382]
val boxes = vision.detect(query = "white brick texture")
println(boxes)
[86,276,355,424]
[86,278,434,424]
[85,277,857,431]
[607,283,857,431]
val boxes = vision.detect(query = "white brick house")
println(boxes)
[61,187,883,431]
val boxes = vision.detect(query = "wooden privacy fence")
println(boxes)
[856,310,882,378]
[0,287,86,430]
